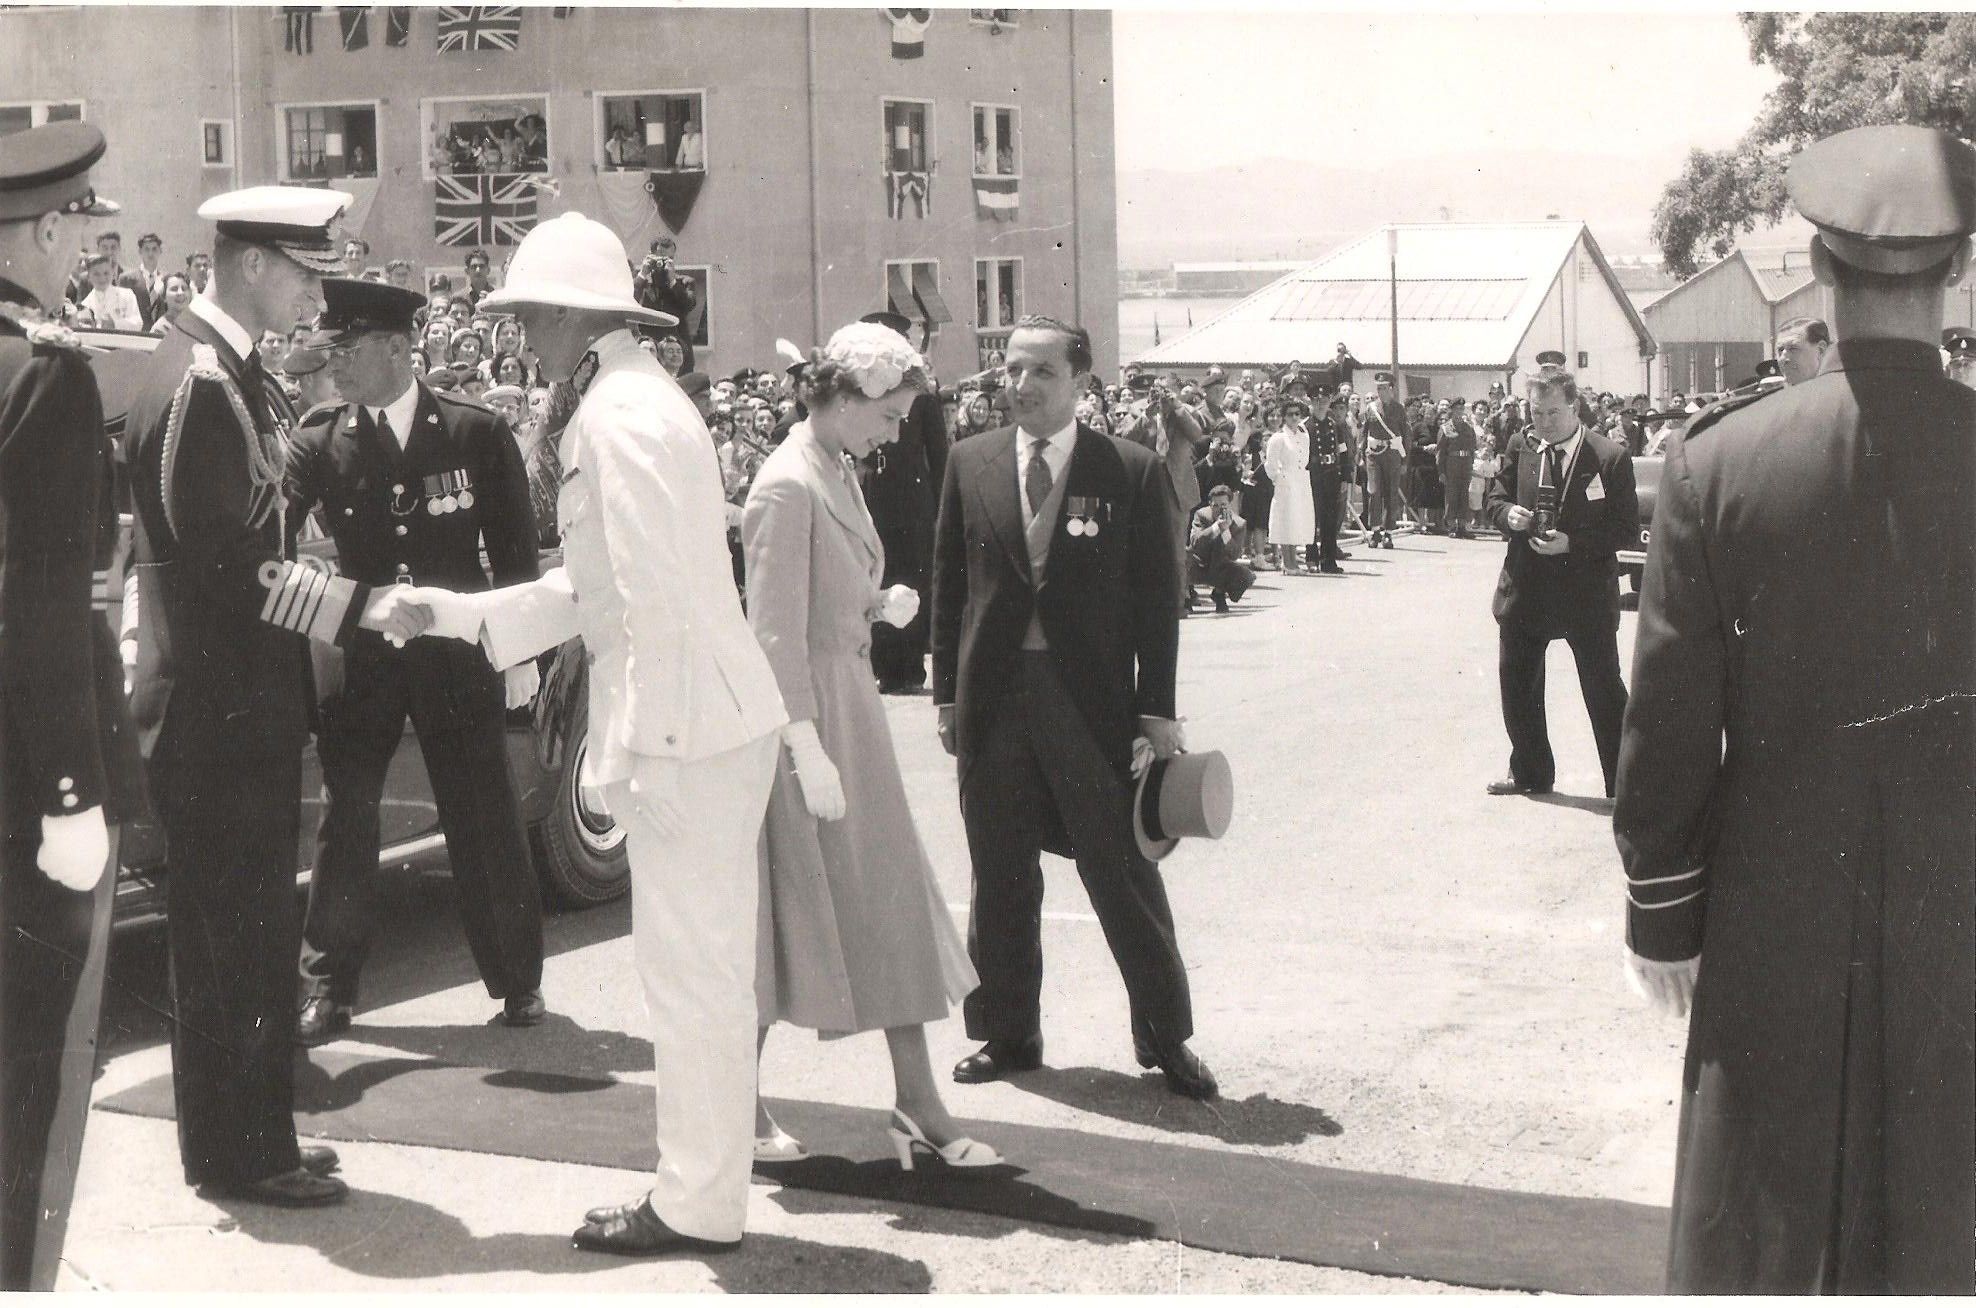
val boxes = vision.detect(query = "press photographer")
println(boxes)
[631,234,697,371]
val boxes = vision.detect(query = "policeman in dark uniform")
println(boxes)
[858,310,950,693]
[1304,386,1350,573]
[287,278,546,1042]
[125,187,433,1208]
[0,122,143,1290]
[1616,124,1975,1295]
[1943,324,1976,388]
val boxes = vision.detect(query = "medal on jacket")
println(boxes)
[424,468,474,514]
[1064,496,1107,537]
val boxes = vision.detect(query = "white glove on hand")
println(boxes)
[876,584,920,630]
[628,754,686,839]
[783,719,847,821]
[39,807,109,892]
[1624,949,1700,1020]
[403,586,488,644]
[503,661,540,709]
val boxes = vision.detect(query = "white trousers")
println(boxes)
[605,732,778,1243]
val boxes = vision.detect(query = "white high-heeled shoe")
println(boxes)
[886,1108,1005,1172]
[754,1124,808,1162]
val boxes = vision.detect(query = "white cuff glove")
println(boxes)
[414,587,490,643]
[1624,948,1700,1020]
[876,584,920,629]
[783,719,847,821]
[503,660,540,710]
[39,807,109,892]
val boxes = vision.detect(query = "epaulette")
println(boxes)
[296,399,344,432]
[1682,387,1775,441]
[161,343,285,542]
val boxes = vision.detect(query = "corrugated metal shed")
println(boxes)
[1136,220,1653,370]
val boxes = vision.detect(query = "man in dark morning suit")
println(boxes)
[858,311,950,693]
[123,187,433,1208]
[0,122,144,1291]
[1615,125,1975,1294]
[287,278,545,1043]
[1482,365,1638,799]
[120,231,168,330]
[931,316,1216,1100]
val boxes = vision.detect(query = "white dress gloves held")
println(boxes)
[876,584,921,629]
[39,807,109,891]
[783,719,847,821]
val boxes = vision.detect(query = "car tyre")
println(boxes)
[531,727,631,908]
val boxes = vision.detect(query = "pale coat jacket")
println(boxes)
[470,331,786,777]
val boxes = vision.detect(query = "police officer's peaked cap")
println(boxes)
[1534,349,1568,369]
[0,122,120,221]
[1788,125,1976,275]
[1755,358,1781,379]
[1373,371,1395,385]
[308,277,426,347]
[1943,326,1976,357]
[198,185,351,274]
[1126,373,1156,394]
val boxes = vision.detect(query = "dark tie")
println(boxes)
[1025,438,1053,518]
[1542,442,1561,488]
[374,409,396,451]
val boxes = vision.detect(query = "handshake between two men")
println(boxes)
[358,584,540,709]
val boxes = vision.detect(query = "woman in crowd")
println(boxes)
[655,334,686,377]
[421,317,453,363]
[741,322,998,1173]
[956,390,996,440]
[491,351,529,390]
[1264,399,1313,574]
[153,271,193,332]
[450,327,485,374]
[750,403,777,450]
[1468,400,1496,529]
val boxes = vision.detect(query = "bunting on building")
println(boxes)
[384,6,411,45]
[884,8,930,58]
[648,170,705,233]
[887,170,930,220]
[434,173,539,246]
[436,5,521,52]
[595,169,658,246]
[338,7,369,49]
[973,174,1017,219]
[338,176,382,238]
[283,6,319,53]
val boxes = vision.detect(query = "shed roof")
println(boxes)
[1135,221,1654,370]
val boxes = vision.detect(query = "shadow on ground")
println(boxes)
[1008,1066,1343,1146]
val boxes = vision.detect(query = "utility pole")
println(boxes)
[1387,226,1401,400]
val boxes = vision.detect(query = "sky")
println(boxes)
[1111,9,1781,176]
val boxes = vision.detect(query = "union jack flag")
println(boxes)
[435,5,520,52]
[433,173,538,247]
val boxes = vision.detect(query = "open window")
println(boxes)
[422,95,550,177]
[882,98,932,173]
[975,258,1021,367]
[280,102,379,181]
[968,9,1017,28]
[971,105,1019,178]
[884,259,951,344]
[599,91,705,172]
[0,100,82,136]
[200,119,232,168]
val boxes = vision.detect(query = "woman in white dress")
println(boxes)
[1264,399,1315,574]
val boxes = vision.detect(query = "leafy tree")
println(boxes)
[1652,13,1976,277]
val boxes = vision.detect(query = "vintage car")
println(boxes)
[1616,453,1663,604]
[83,327,628,928]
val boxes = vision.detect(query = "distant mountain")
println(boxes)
[1115,149,1781,270]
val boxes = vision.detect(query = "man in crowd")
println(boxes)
[934,315,1215,1102]
[633,235,698,372]
[385,257,416,291]
[1483,366,1637,800]
[1437,394,1477,538]
[1188,483,1254,611]
[124,185,432,1209]
[1615,123,1974,1294]
[286,277,547,1046]
[1945,325,1976,388]
[123,230,167,328]
[1362,370,1408,548]
[342,236,370,271]
[0,120,139,1292]
[185,249,211,294]
[1116,369,1205,614]
[462,247,494,307]
[92,228,126,283]
[1306,387,1350,573]
[76,251,140,329]
[1773,315,1831,386]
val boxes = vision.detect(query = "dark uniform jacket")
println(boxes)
[1483,428,1638,637]
[858,389,949,585]
[0,309,141,824]
[286,383,539,597]
[124,313,374,763]
[1613,339,1973,1293]
[931,422,1178,785]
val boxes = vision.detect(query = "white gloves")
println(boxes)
[1624,949,1700,1019]
[39,808,109,892]
[404,586,488,643]
[504,661,540,709]
[783,719,846,821]
[876,584,920,630]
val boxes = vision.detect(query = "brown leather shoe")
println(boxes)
[295,997,353,1047]
[210,1166,348,1207]
[572,1199,740,1257]
[952,1035,1044,1084]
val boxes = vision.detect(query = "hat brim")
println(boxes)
[1132,751,1235,863]
[479,280,677,327]
[1817,229,1966,276]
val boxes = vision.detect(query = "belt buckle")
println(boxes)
[394,569,414,587]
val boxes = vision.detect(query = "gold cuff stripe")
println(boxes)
[258,561,358,644]
[1628,887,1704,911]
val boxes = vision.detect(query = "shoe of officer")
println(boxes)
[295,996,353,1047]
[501,989,548,1027]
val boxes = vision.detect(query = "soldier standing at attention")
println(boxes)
[123,187,433,1208]
[0,121,142,1291]
[287,278,546,1045]
[1616,124,1975,1293]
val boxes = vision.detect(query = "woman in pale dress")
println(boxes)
[1264,399,1315,574]
[742,322,1002,1173]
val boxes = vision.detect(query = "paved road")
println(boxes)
[68,531,1684,1292]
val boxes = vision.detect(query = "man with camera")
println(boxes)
[1187,484,1253,612]
[633,235,697,373]
[1116,370,1206,615]
[1483,367,1637,800]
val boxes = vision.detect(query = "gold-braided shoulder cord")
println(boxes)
[159,344,289,546]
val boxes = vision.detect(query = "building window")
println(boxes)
[882,99,931,174]
[422,95,550,178]
[971,104,1019,178]
[0,100,82,136]
[199,119,232,168]
[968,9,1017,28]
[975,258,1021,330]
[599,91,705,172]
[280,103,379,181]
[884,259,952,343]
